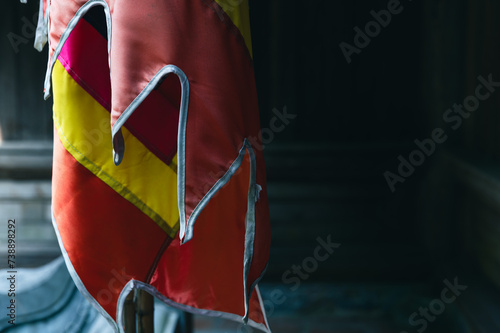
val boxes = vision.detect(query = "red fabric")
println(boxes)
[150,151,267,324]
[52,132,170,318]
[150,153,250,313]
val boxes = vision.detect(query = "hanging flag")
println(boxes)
[36,0,271,331]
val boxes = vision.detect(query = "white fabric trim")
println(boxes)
[34,0,48,51]
[243,141,257,322]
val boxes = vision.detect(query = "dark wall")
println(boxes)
[0,0,52,141]
[249,1,435,282]
[418,0,500,289]
[251,0,424,144]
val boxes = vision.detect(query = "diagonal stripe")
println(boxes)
[58,15,179,166]
[52,60,179,237]
[213,0,253,56]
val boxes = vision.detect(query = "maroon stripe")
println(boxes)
[57,18,179,164]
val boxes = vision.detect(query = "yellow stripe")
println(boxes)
[214,0,253,57]
[52,61,179,237]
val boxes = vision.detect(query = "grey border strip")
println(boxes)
[51,209,120,333]
[182,139,250,242]
[116,280,272,333]
[43,0,112,100]
[243,141,257,322]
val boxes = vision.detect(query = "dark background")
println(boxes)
[249,0,500,285]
